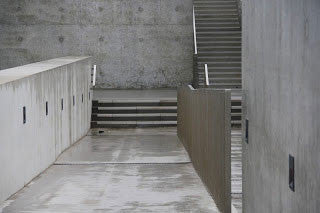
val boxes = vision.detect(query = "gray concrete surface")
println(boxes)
[56,135,189,164]
[93,89,177,100]
[231,130,242,212]
[1,128,219,212]
[0,0,193,89]
[0,57,92,204]
[177,86,232,213]
[243,0,320,212]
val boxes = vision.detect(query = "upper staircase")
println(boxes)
[193,0,241,89]
[193,0,242,127]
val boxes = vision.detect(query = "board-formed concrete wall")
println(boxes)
[0,56,92,204]
[0,0,193,89]
[243,0,320,212]
[177,86,231,213]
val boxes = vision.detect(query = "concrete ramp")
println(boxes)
[1,128,219,212]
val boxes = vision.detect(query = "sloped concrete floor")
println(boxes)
[0,128,219,213]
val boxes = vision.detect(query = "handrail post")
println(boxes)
[205,64,209,87]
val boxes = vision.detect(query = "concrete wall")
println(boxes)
[0,0,193,89]
[243,0,320,212]
[0,56,92,204]
[177,86,231,213]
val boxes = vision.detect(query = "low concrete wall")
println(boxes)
[177,86,231,213]
[0,56,92,204]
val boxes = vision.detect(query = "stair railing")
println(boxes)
[193,5,197,54]
[205,64,209,87]
[192,5,199,88]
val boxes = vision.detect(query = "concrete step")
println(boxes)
[91,121,177,128]
[198,46,241,51]
[199,78,241,83]
[198,82,242,89]
[195,14,239,19]
[92,114,176,121]
[198,72,241,78]
[92,99,177,107]
[197,41,241,46]
[92,106,177,114]
[197,56,241,62]
[197,31,241,37]
[91,98,178,128]
[197,67,241,71]
[196,23,239,28]
[196,18,239,23]
[195,6,237,10]
[194,1,237,6]
[197,27,240,32]
[197,62,241,68]
[197,51,241,56]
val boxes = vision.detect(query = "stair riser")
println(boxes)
[197,52,241,56]
[197,33,241,37]
[196,23,239,28]
[92,109,177,114]
[197,57,241,62]
[92,102,177,107]
[92,116,177,122]
[197,42,241,46]
[91,123,177,128]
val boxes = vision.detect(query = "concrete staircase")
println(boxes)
[194,0,242,89]
[193,0,242,128]
[91,98,177,128]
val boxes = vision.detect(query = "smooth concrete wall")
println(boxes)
[177,86,231,213]
[0,0,193,89]
[0,56,92,204]
[243,0,320,212]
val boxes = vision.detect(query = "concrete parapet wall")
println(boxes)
[0,56,92,204]
[177,86,231,213]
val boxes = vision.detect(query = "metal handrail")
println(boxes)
[193,6,197,54]
[204,64,209,86]
[92,65,97,86]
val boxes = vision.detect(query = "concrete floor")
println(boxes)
[0,128,219,213]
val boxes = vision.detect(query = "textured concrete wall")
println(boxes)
[177,86,231,213]
[0,0,193,89]
[243,0,320,212]
[0,56,92,204]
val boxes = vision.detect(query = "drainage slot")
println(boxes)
[61,99,64,111]
[82,94,84,103]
